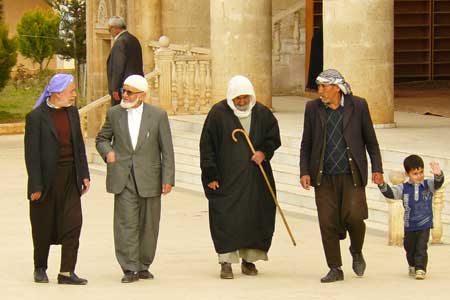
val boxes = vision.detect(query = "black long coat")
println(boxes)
[106,31,144,97]
[24,103,90,201]
[200,100,281,253]
[300,94,383,187]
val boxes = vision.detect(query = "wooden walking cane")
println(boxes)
[232,129,297,246]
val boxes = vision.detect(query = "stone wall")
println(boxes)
[161,0,210,48]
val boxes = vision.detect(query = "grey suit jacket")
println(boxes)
[96,103,175,197]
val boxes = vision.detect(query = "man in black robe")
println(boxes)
[200,75,281,279]
[25,74,90,285]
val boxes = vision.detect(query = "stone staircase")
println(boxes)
[87,114,450,240]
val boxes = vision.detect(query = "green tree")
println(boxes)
[0,22,17,91]
[47,0,86,64]
[46,0,86,97]
[16,9,60,71]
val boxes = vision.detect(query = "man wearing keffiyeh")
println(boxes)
[299,69,384,283]
[25,74,90,285]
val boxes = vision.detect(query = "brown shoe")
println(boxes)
[241,260,258,276]
[220,263,234,279]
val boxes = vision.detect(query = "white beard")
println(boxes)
[120,98,141,109]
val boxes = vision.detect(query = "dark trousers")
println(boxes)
[314,174,368,268]
[29,162,82,272]
[404,229,430,271]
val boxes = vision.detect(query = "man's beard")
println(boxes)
[320,96,330,105]
[120,98,141,109]
[236,104,249,111]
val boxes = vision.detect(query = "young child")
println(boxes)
[378,154,445,280]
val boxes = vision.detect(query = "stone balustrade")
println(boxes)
[272,1,305,62]
[148,36,212,114]
[386,170,447,246]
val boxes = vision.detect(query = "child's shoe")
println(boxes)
[415,269,426,280]
[408,266,415,277]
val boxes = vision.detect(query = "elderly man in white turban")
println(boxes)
[96,75,175,283]
[200,75,281,279]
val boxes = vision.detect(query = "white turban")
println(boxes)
[123,75,148,93]
[226,75,256,118]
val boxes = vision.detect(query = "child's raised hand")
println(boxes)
[429,162,442,176]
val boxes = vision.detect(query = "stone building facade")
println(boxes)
[87,0,395,125]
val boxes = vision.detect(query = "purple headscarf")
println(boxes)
[34,74,74,108]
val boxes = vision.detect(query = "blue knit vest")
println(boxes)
[402,180,433,232]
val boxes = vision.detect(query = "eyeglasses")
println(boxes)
[122,89,142,96]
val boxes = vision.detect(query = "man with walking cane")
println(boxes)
[200,75,284,279]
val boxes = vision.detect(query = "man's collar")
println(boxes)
[322,94,345,109]
[114,30,127,41]
[127,100,144,113]
[46,98,61,109]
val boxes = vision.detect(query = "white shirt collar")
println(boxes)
[114,30,127,41]
[340,94,345,107]
[127,101,144,113]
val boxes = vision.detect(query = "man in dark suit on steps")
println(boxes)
[107,16,144,106]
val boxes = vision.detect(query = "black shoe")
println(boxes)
[320,268,344,283]
[138,270,154,279]
[57,272,88,285]
[121,271,139,283]
[351,251,366,277]
[34,268,49,283]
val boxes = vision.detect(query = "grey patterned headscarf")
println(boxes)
[315,69,352,95]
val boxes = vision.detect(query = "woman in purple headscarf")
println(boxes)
[24,73,90,285]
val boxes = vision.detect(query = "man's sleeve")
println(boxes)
[24,112,43,196]
[110,42,127,93]
[158,111,175,186]
[73,108,90,180]
[200,112,220,184]
[256,109,281,161]
[95,110,114,162]
[300,102,312,177]
[361,99,383,173]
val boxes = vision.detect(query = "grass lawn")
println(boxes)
[0,81,88,124]
[0,83,42,123]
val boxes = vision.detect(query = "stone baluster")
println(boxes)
[194,61,201,112]
[273,22,281,62]
[182,62,190,113]
[154,36,175,114]
[386,171,406,246]
[293,11,300,50]
[431,182,447,244]
[171,62,178,113]
[175,61,186,113]
[187,60,196,113]
[203,60,212,113]
[198,60,208,112]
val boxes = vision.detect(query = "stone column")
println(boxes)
[129,0,162,73]
[322,0,395,126]
[210,0,272,108]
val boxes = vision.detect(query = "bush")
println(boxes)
[0,22,17,92]
[16,9,60,71]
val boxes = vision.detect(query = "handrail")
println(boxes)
[147,40,210,55]
[272,1,305,24]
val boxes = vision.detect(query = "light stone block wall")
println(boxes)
[161,0,210,48]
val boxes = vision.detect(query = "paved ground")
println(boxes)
[1,134,450,300]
